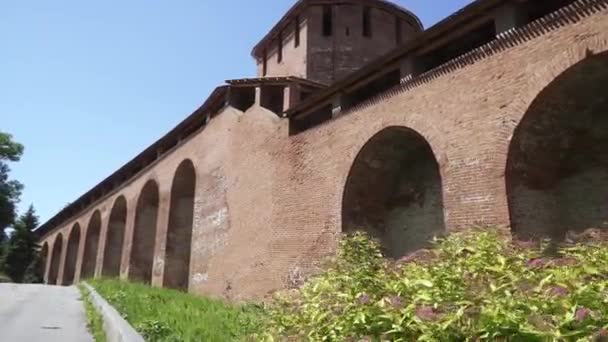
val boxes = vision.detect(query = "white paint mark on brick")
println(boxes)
[192,273,208,284]
[462,195,492,203]
[210,207,228,226]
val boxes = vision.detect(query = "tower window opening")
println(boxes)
[322,5,332,37]
[277,33,283,63]
[395,17,402,45]
[262,50,268,76]
[295,16,300,47]
[363,6,372,37]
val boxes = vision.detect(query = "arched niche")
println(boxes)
[64,223,81,285]
[102,196,127,277]
[129,180,159,284]
[164,160,196,291]
[82,211,102,279]
[48,234,64,285]
[506,52,608,240]
[342,126,446,258]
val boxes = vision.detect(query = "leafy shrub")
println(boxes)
[260,229,608,341]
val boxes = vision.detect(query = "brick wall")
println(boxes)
[38,7,608,300]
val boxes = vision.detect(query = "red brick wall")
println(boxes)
[39,8,608,300]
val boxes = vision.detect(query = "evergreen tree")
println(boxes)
[0,131,24,240]
[4,205,39,283]
[22,251,43,284]
[0,240,7,277]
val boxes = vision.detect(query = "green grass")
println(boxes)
[78,284,107,342]
[87,278,264,342]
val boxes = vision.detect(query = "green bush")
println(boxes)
[260,229,608,341]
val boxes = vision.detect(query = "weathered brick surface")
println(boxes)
[38,5,608,300]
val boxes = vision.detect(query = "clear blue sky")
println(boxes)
[1,0,473,224]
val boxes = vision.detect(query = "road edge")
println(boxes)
[82,282,145,342]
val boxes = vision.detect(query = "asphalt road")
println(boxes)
[0,283,94,342]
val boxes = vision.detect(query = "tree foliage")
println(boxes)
[260,229,608,341]
[0,132,24,162]
[3,205,39,283]
[22,252,44,284]
[0,131,24,241]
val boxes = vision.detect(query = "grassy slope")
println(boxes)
[87,278,263,342]
[78,284,107,342]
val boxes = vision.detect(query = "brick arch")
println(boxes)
[163,159,196,291]
[63,223,81,285]
[503,37,608,239]
[496,35,608,160]
[332,111,448,225]
[341,125,446,258]
[82,210,102,279]
[129,179,160,284]
[103,195,127,277]
[48,233,64,285]
[506,35,608,130]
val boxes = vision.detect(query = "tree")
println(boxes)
[0,131,24,242]
[3,205,39,283]
[0,132,24,162]
[22,251,44,284]
[0,241,7,277]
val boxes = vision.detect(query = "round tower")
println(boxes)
[252,0,423,85]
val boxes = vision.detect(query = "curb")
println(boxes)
[82,282,145,342]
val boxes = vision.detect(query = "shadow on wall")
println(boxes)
[506,51,608,241]
[163,160,196,292]
[342,126,446,259]
[64,224,81,285]
[129,180,160,284]
[82,211,101,280]
[48,233,63,285]
[103,196,127,278]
